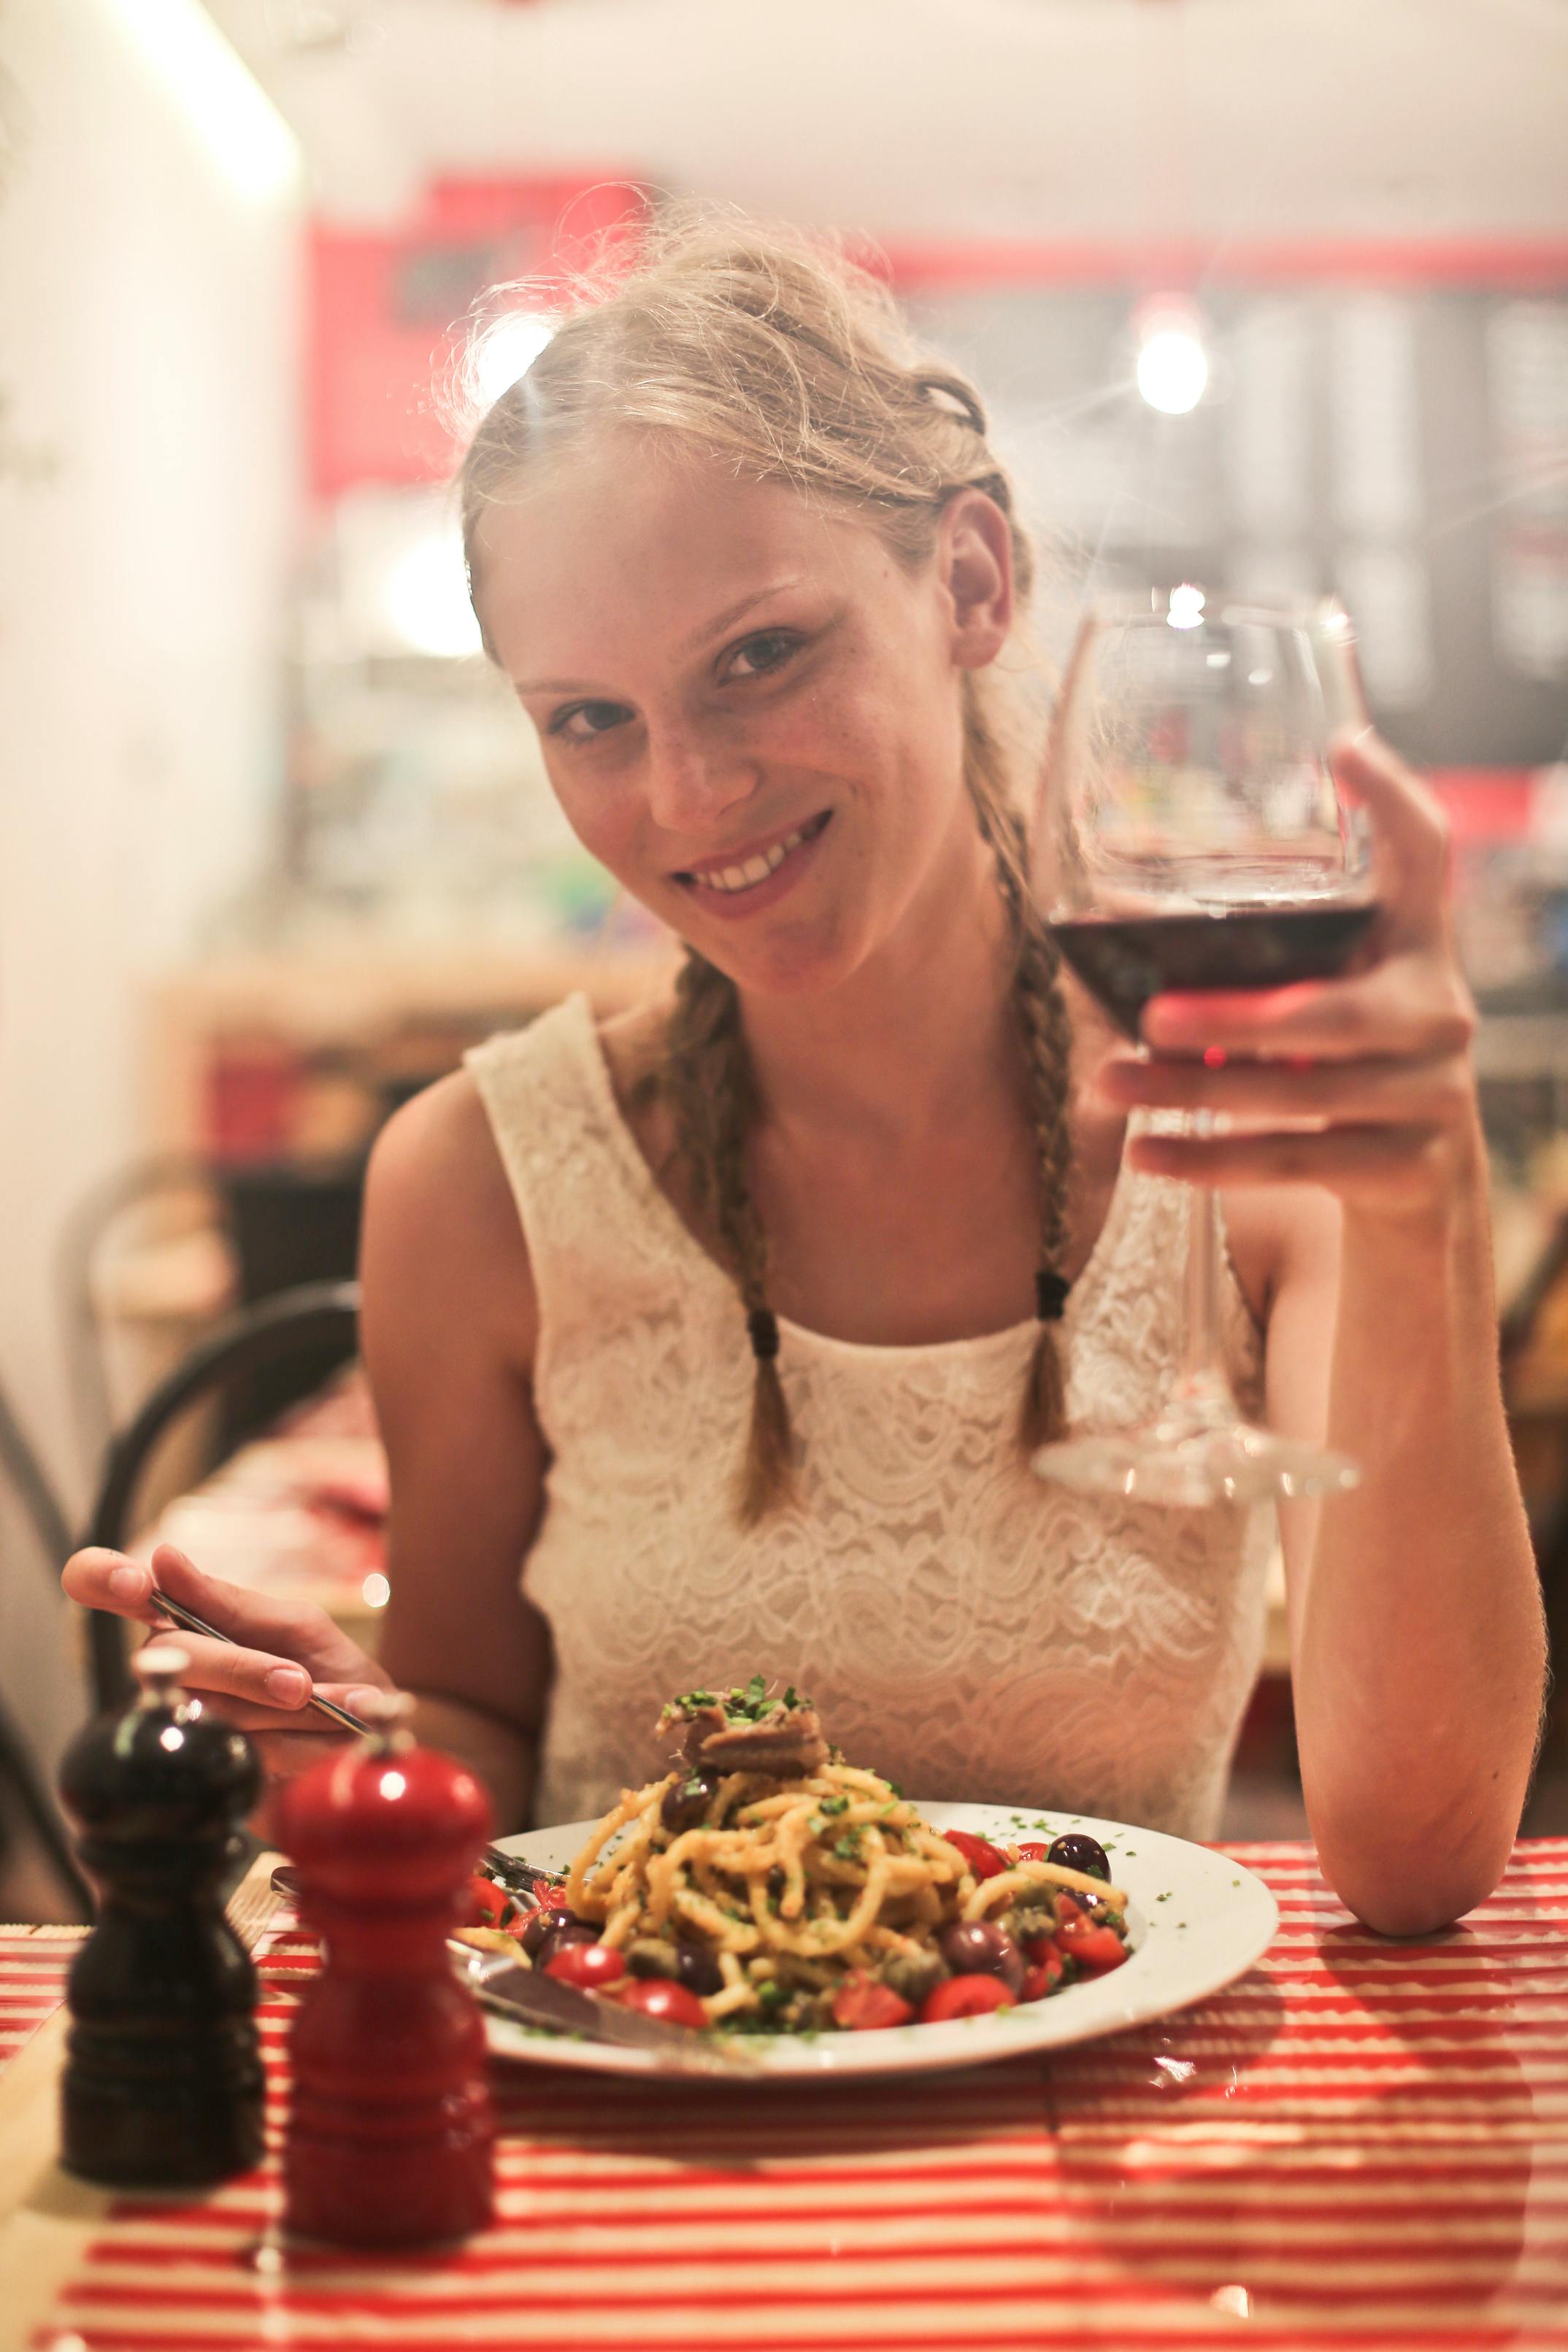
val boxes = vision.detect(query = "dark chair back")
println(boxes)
[0,1382,93,1915]
[83,1280,361,1715]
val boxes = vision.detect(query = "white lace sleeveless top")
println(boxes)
[467,996,1275,1842]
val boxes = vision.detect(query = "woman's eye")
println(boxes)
[721,629,803,683]
[549,699,632,743]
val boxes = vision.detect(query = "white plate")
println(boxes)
[483,1802,1278,2080]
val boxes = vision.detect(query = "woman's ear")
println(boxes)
[939,488,1015,669]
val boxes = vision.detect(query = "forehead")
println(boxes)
[474,431,895,684]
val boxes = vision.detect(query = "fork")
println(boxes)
[147,1583,561,1896]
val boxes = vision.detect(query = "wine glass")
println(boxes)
[1030,588,1375,1507]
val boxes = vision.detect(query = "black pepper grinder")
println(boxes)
[58,1641,264,2187]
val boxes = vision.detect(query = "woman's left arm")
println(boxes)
[1100,730,1548,1937]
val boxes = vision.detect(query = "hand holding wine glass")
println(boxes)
[1030,590,1392,1506]
[1102,727,1480,1221]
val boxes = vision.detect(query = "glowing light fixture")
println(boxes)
[1167,583,1206,630]
[107,0,301,202]
[474,312,556,407]
[1135,299,1209,416]
[384,534,483,659]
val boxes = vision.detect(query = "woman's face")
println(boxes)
[474,432,1012,997]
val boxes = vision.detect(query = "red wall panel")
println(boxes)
[307,178,645,500]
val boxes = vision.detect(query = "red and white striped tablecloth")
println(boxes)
[17,1839,1568,2350]
[0,1929,82,2075]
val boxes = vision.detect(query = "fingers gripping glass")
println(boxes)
[1029,593,1375,1507]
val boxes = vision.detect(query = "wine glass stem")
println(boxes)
[1173,1111,1239,1423]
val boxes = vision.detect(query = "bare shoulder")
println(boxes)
[361,1067,536,1369]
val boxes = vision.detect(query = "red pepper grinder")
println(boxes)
[277,1692,495,2248]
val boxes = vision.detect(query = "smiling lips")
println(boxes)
[677,810,831,896]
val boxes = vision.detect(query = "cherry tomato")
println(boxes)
[467,1875,515,1929]
[615,1978,709,2030]
[918,1973,1016,2024]
[531,1883,570,1912]
[1054,1912,1128,1973]
[831,1976,915,2032]
[1012,1842,1050,1864]
[1021,1940,1065,2001]
[544,1941,627,1991]
[942,1829,1009,1881]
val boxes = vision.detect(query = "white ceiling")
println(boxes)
[212,0,1568,241]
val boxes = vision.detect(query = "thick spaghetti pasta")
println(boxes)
[529,1681,1133,2033]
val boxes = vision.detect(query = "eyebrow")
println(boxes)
[681,579,803,654]
[512,579,805,697]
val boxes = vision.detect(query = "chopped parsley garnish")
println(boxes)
[819,1794,850,1816]
[666,1675,813,1726]
[833,1830,863,1861]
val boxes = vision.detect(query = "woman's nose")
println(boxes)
[643,724,757,833]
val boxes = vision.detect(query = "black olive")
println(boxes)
[671,1942,723,1998]
[523,1912,597,1966]
[937,1919,1024,1994]
[661,1771,720,1834]
[1048,1832,1110,1882]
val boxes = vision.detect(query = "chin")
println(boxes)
[689,919,868,1002]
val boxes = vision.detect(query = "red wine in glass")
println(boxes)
[1051,901,1380,1042]
[1029,591,1374,1507]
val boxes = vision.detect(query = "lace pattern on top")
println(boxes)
[467,996,1274,1842]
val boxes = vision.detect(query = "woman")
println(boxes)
[66,220,1544,1935]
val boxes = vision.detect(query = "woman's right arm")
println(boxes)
[359,1069,552,1829]
[64,1069,552,1831]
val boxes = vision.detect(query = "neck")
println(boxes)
[737,806,1021,1149]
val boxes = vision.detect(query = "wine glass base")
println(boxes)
[1033,1421,1360,1508]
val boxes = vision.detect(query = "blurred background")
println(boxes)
[2,0,1567,1910]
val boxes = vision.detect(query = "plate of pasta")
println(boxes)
[465,1680,1278,2078]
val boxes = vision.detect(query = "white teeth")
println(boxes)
[689,822,812,894]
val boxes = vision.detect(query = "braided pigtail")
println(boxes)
[664,948,798,1525]
[961,676,1076,1454]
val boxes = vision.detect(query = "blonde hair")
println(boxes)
[461,211,1074,1524]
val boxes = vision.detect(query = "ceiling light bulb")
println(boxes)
[384,536,482,659]
[1167,583,1206,630]
[474,312,556,407]
[1135,301,1209,415]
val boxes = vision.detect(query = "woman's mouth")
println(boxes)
[673,810,832,914]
